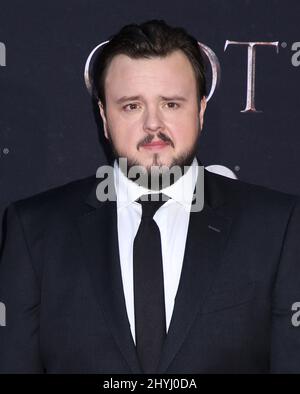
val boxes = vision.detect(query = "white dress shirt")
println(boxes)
[113,157,199,344]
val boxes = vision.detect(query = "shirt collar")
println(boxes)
[113,157,199,212]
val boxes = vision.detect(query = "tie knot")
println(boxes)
[136,193,169,218]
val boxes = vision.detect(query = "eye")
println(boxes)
[165,102,179,109]
[123,103,141,111]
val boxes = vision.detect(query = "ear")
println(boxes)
[98,100,109,140]
[199,96,207,129]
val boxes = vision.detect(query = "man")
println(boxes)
[0,19,300,374]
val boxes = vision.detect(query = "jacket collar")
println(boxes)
[85,156,227,211]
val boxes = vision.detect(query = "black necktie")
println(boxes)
[133,193,169,373]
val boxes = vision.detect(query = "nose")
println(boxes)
[143,106,164,133]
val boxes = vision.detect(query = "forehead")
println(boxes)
[104,50,197,98]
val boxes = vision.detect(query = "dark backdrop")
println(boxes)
[0,0,300,207]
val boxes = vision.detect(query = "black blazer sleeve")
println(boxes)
[0,203,43,373]
[271,198,300,373]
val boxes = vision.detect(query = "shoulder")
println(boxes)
[5,174,97,224]
[204,169,300,215]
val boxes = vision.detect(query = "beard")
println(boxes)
[106,126,200,191]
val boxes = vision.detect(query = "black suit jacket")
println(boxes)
[0,165,300,373]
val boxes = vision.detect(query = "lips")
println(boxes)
[142,141,169,148]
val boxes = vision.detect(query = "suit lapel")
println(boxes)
[77,183,142,373]
[157,201,232,373]
[156,166,232,373]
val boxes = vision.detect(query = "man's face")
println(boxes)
[99,50,206,184]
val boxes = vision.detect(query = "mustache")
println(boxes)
[138,132,174,149]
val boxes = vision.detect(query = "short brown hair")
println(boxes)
[92,19,207,108]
